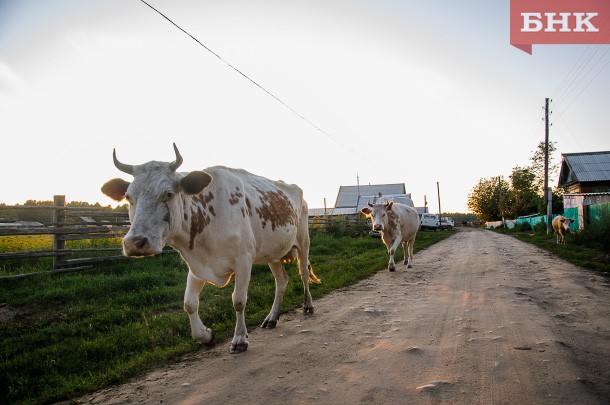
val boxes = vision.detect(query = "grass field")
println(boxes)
[0,236,123,277]
[0,231,452,404]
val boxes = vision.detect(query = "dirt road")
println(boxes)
[80,228,610,404]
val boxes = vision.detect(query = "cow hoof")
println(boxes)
[230,342,248,354]
[407,264,413,268]
[303,306,314,315]
[261,319,277,328]
[193,327,214,345]
[388,266,395,272]
[230,336,249,353]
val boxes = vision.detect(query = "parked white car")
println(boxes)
[440,217,455,230]
[420,213,440,230]
[419,214,454,231]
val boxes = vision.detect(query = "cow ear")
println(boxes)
[361,207,372,216]
[386,201,394,211]
[101,178,130,201]
[181,171,213,195]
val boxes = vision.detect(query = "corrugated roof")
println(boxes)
[355,194,414,211]
[308,207,359,217]
[334,184,406,208]
[558,151,610,186]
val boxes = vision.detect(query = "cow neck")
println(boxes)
[176,191,217,250]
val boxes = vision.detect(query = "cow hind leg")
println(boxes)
[296,246,316,315]
[261,261,289,328]
[184,273,213,344]
[296,206,319,315]
[299,258,315,314]
[230,262,252,353]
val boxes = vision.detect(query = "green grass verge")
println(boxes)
[492,229,610,273]
[0,231,452,404]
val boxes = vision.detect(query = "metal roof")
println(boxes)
[334,184,406,208]
[558,151,610,186]
[308,207,359,217]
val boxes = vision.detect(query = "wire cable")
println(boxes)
[138,0,374,167]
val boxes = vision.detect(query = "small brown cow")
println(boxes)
[552,215,574,245]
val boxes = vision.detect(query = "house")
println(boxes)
[558,151,610,230]
[309,183,427,217]
[558,151,610,193]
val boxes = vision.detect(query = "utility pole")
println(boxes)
[544,98,552,234]
[437,182,442,229]
[498,176,504,227]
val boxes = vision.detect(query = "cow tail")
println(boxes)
[306,262,321,284]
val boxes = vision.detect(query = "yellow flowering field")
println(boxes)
[0,235,53,253]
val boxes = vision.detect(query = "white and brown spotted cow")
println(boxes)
[101,144,320,353]
[361,201,419,272]
[552,215,574,245]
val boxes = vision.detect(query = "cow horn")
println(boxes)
[169,143,183,172]
[368,201,373,207]
[113,149,134,175]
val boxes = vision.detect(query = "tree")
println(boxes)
[529,141,558,196]
[469,141,564,222]
[23,200,53,207]
[505,166,541,218]
[467,176,509,222]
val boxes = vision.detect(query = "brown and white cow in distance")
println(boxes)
[552,215,574,245]
[361,201,419,271]
[101,144,320,353]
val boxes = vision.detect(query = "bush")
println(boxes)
[514,222,532,232]
[572,206,610,253]
[323,216,369,237]
[533,221,547,234]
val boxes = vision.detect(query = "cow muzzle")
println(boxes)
[123,235,159,257]
[373,224,384,232]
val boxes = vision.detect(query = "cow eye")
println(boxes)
[125,194,132,203]
[162,190,175,201]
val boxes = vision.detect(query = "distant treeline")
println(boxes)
[0,200,128,225]
[0,200,128,210]
[442,212,479,225]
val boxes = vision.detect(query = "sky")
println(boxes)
[0,0,608,213]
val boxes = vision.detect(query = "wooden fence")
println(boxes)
[0,196,131,279]
[0,197,371,279]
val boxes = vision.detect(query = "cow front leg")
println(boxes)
[403,238,415,268]
[387,238,402,272]
[262,261,289,328]
[184,273,213,344]
[231,264,252,353]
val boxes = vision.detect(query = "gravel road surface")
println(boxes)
[79,228,610,404]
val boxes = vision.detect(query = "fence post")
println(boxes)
[53,195,66,271]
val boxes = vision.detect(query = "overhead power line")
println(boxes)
[551,16,610,112]
[138,0,373,166]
